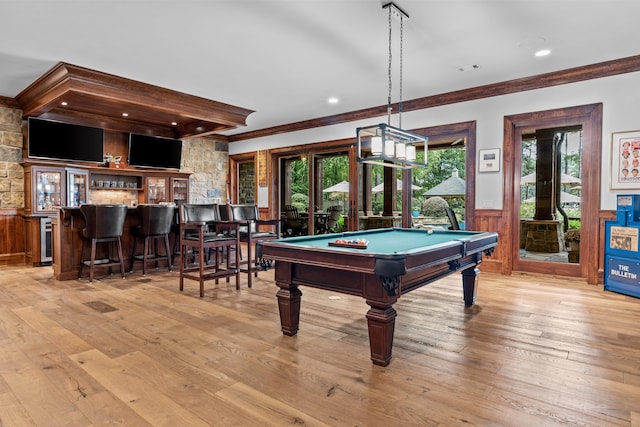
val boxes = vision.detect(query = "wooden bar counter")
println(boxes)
[52,206,176,280]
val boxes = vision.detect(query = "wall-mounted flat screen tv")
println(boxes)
[28,117,104,162]
[128,133,182,170]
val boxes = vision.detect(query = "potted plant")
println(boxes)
[564,229,580,262]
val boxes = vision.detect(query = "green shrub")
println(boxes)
[422,196,449,217]
[291,193,309,212]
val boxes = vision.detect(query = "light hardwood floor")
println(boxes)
[0,261,639,426]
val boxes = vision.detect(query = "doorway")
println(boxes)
[518,128,582,264]
[505,104,602,282]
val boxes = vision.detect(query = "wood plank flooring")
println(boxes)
[0,262,639,426]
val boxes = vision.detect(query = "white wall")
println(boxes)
[230,71,640,210]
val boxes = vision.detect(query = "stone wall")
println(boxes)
[0,105,24,209]
[181,136,228,203]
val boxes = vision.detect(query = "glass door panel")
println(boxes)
[67,169,88,207]
[147,177,167,204]
[35,169,63,212]
[171,177,188,204]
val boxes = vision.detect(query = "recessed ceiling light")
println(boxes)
[60,101,68,106]
[328,97,339,104]
[122,113,129,117]
[171,122,177,126]
[535,49,551,57]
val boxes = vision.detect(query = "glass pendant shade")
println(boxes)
[395,141,406,159]
[406,144,416,162]
[371,136,383,155]
[384,139,395,157]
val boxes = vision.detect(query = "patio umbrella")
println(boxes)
[371,179,421,193]
[520,172,580,185]
[322,180,350,193]
[323,180,349,206]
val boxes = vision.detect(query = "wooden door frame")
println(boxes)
[410,121,477,230]
[504,103,602,283]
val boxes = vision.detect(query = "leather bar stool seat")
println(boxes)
[130,204,174,275]
[78,204,128,282]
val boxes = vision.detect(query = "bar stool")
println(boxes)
[229,204,281,287]
[78,204,128,282]
[179,204,240,297]
[130,204,174,275]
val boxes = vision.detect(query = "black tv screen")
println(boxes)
[28,117,104,162]
[128,133,182,169]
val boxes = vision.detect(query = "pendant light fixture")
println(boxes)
[356,2,428,169]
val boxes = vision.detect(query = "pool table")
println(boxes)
[258,227,498,366]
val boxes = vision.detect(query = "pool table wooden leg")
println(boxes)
[462,266,480,307]
[276,285,302,336]
[365,301,397,366]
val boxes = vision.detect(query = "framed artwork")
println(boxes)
[610,130,640,189]
[478,148,500,173]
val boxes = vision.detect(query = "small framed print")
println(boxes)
[479,148,500,173]
[610,130,640,190]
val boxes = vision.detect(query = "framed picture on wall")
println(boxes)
[610,130,640,189]
[478,148,501,173]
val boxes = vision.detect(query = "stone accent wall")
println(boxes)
[0,106,24,208]
[181,137,228,203]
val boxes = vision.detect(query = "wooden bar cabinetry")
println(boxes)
[144,175,190,204]
[23,160,190,268]
[23,163,90,266]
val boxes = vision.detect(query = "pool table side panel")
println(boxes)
[262,244,379,274]
[286,262,396,302]
[400,253,483,297]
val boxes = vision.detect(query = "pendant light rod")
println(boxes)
[383,2,408,128]
[382,2,409,22]
[356,2,428,169]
